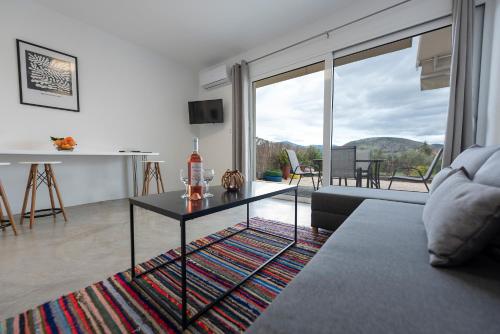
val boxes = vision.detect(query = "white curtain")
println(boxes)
[231,63,242,171]
[231,61,251,178]
[443,0,476,166]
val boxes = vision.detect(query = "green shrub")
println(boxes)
[263,169,282,177]
[277,150,289,167]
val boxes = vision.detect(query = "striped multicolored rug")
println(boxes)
[1,218,331,333]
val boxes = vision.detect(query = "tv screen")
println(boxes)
[188,99,224,124]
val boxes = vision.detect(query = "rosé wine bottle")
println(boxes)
[188,137,203,199]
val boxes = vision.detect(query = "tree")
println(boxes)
[418,141,433,155]
[300,146,322,164]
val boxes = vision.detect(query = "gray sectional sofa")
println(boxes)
[248,146,500,334]
[310,186,428,231]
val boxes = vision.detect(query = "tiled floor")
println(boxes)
[0,197,311,320]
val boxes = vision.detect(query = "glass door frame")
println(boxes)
[249,17,457,185]
[327,21,456,185]
[250,60,330,182]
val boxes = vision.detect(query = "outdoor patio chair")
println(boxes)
[313,158,323,188]
[388,148,443,192]
[331,146,357,186]
[285,149,319,190]
[356,149,371,187]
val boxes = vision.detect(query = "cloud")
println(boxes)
[256,71,324,145]
[256,36,450,146]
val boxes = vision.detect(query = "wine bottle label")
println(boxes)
[190,162,203,186]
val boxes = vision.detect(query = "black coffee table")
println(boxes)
[129,182,298,329]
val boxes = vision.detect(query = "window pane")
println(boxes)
[255,65,324,193]
[332,27,451,192]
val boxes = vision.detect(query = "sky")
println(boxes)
[255,36,450,146]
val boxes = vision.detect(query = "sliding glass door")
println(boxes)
[254,62,324,196]
[331,26,452,192]
[250,25,457,197]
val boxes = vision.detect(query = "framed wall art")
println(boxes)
[16,39,79,112]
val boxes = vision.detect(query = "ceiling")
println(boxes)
[37,0,354,69]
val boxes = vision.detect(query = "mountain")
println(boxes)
[276,140,323,150]
[277,140,299,147]
[430,143,444,150]
[255,136,443,177]
[257,137,443,154]
[343,137,443,154]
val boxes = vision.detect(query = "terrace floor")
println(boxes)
[268,176,429,198]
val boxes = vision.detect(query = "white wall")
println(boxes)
[197,0,452,176]
[201,0,451,80]
[194,85,233,184]
[0,0,198,213]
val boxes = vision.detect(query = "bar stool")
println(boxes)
[142,160,165,195]
[19,162,68,228]
[0,163,17,235]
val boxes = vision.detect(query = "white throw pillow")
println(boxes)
[429,167,461,194]
[423,169,500,266]
[474,150,500,188]
[450,145,500,178]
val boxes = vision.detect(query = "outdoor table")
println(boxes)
[355,159,386,188]
[313,158,386,189]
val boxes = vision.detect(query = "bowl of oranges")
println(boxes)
[51,136,77,151]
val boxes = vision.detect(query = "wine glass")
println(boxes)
[203,169,215,198]
[180,169,189,198]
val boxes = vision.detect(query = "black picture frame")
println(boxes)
[16,39,80,112]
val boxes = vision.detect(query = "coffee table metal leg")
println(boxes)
[180,218,187,329]
[130,204,136,280]
[130,187,299,330]
[294,188,298,242]
[141,155,147,192]
[246,203,250,228]
[132,156,138,197]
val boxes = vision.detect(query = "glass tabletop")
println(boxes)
[129,182,297,221]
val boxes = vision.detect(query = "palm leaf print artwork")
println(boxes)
[25,50,73,96]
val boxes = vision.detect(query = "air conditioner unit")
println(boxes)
[200,65,230,89]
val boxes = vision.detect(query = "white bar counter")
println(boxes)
[0,149,159,156]
[0,149,159,197]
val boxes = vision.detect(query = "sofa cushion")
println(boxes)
[423,169,500,266]
[474,150,500,188]
[311,186,428,231]
[472,150,500,254]
[450,144,500,177]
[312,186,428,215]
[248,200,500,334]
[310,211,346,231]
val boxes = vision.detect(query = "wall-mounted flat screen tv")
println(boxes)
[188,99,223,124]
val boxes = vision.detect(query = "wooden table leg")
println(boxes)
[0,180,17,235]
[45,164,56,218]
[157,162,165,193]
[154,163,161,194]
[142,162,151,196]
[29,164,38,229]
[20,165,34,226]
[48,165,68,222]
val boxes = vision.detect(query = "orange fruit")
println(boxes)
[64,137,76,146]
